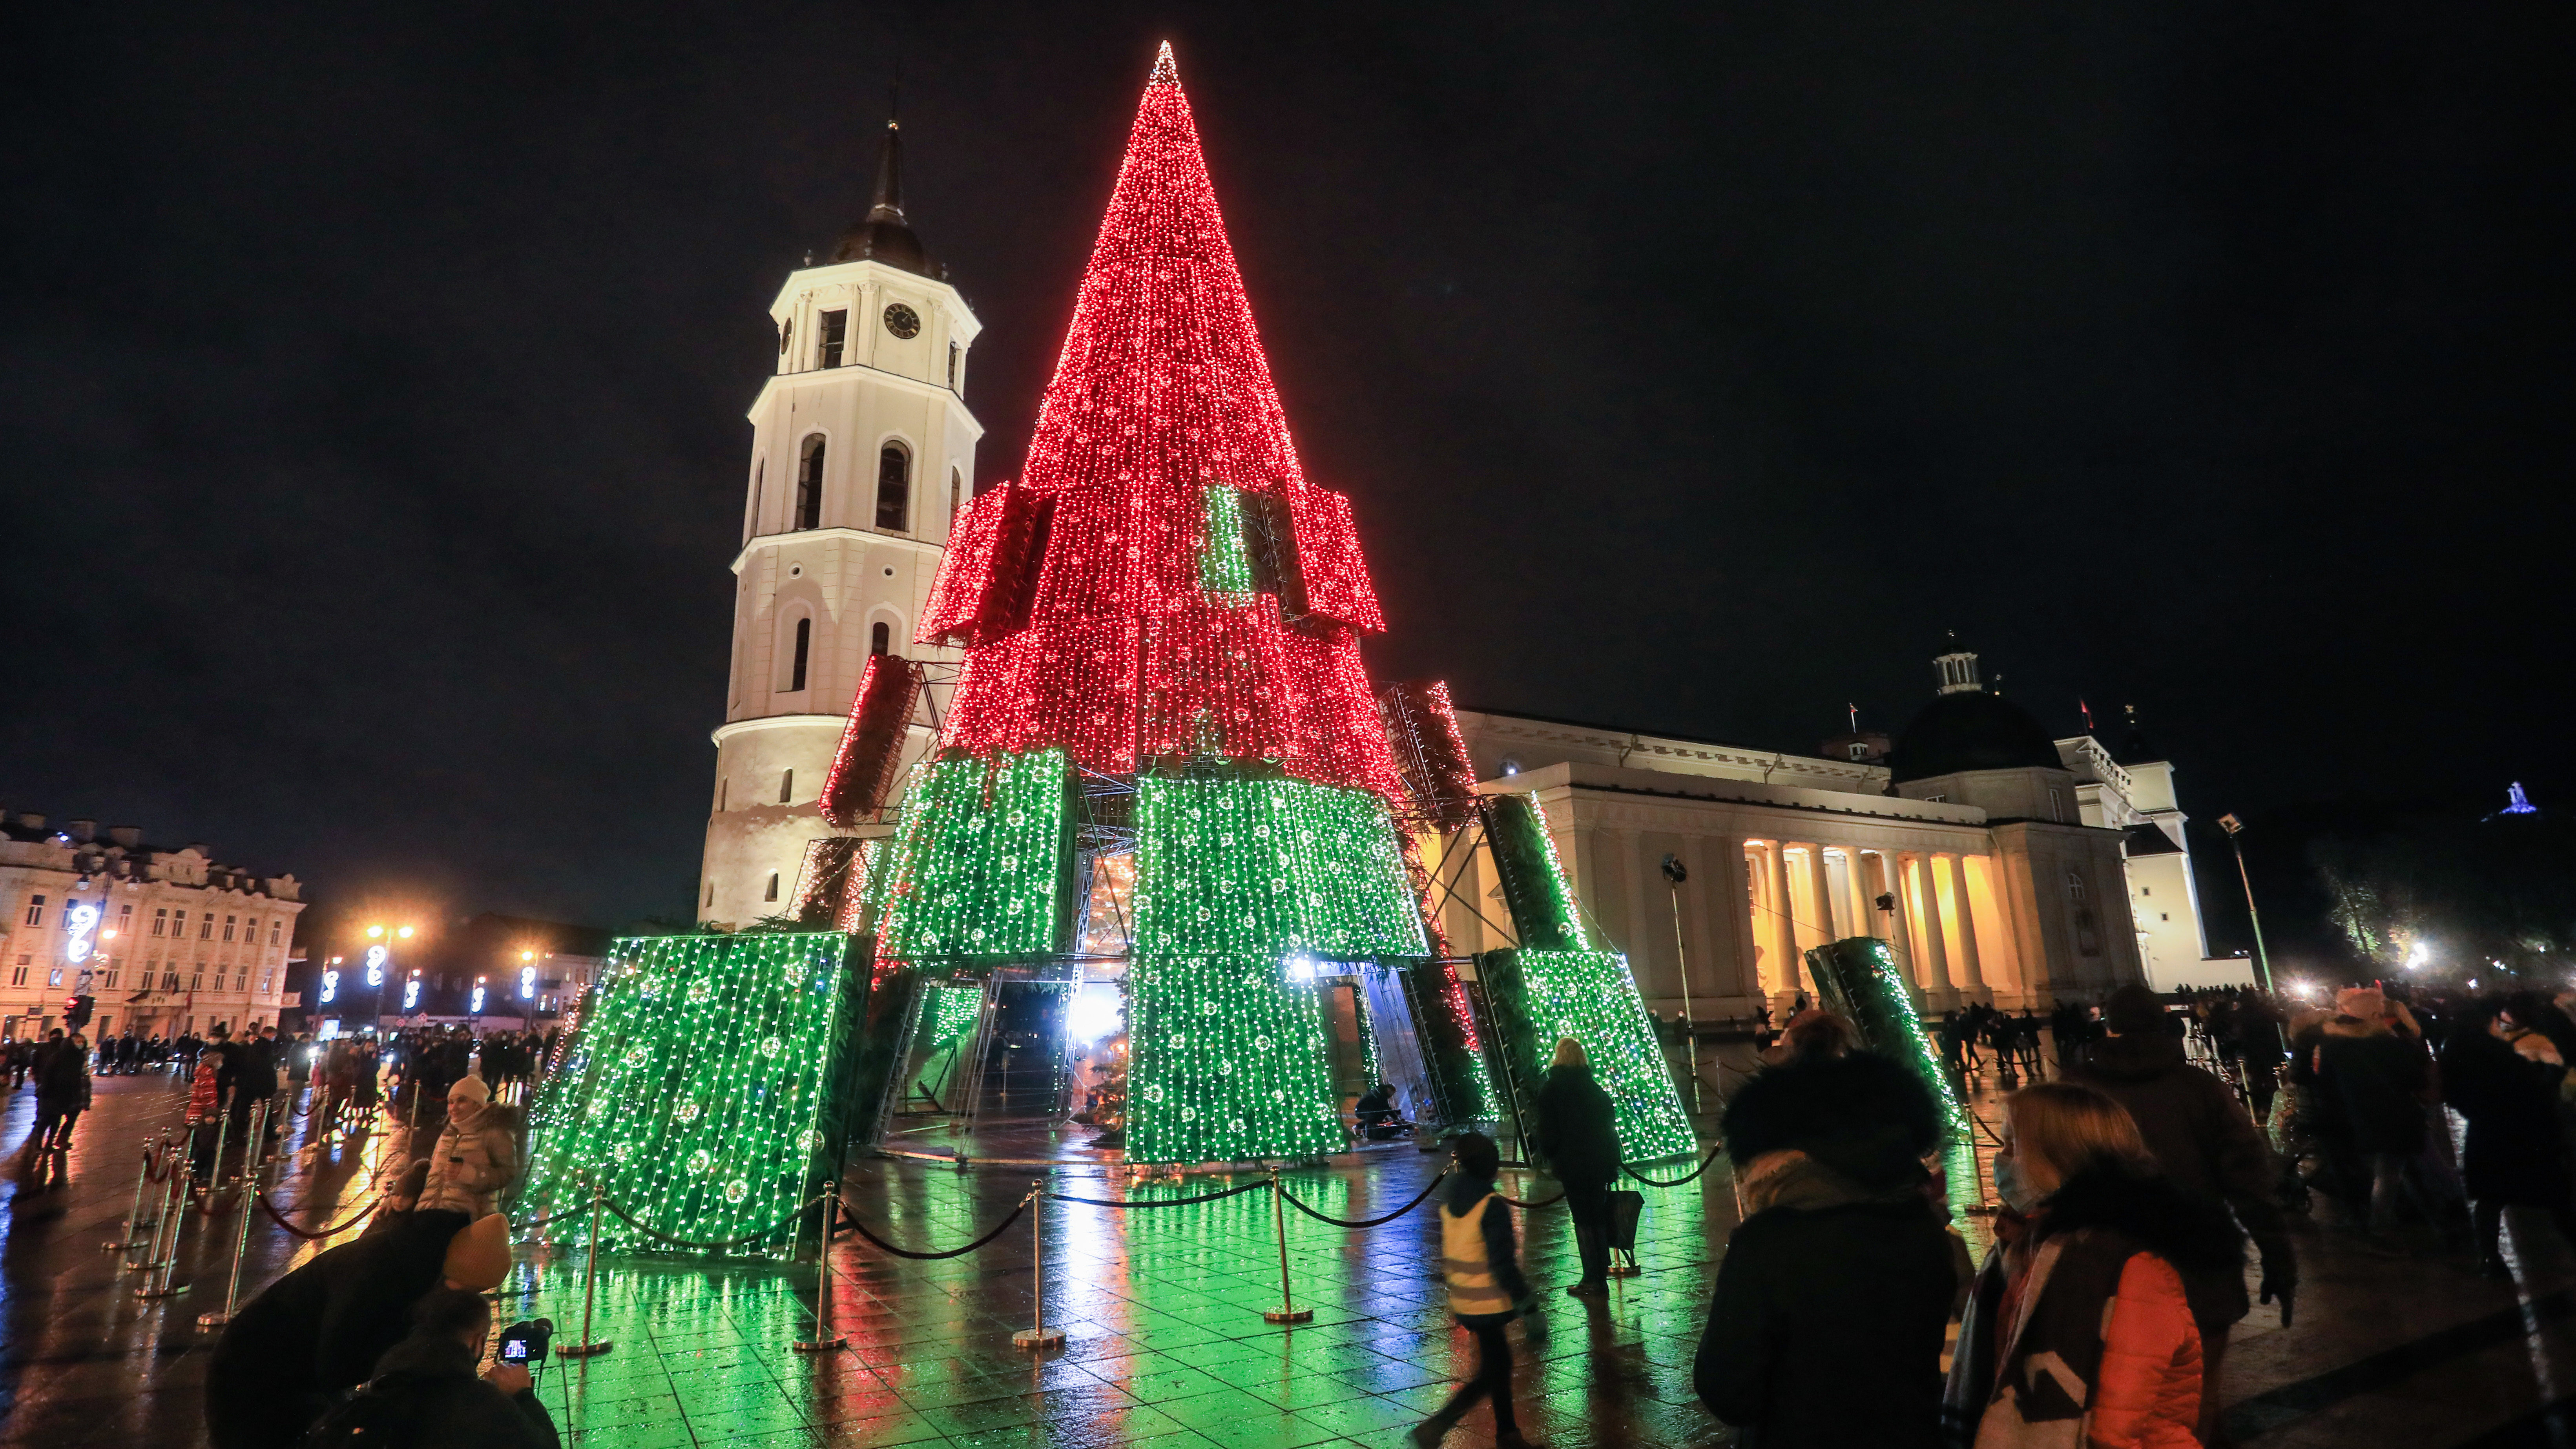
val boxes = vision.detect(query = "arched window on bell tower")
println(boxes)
[950,467,963,531]
[786,617,812,692]
[796,435,826,530]
[876,442,911,531]
[870,621,890,656]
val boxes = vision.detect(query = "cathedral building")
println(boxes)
[1434,647,2251,1018]
[699,120,973,927]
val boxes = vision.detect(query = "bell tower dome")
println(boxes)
[697,115,983,926]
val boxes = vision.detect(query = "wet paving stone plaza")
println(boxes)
[7,1063,2576,1448]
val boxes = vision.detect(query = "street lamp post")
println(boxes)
[2215,815,2276,995]
[1658,854,1700,1113]
[360,925,416,1034]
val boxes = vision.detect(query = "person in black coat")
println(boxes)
[316,1288,559,1449]
[203,1209,506,1449]
[1529,1037,1620,1296]
[2442,998,2576,1276]
[1695,1050,1961,1448]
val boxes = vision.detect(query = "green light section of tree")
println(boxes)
[1482,791,1589,951]
[1806,936,1971,1141]
[1199,485,1255,601]
[873,749,1071,959]
[1131,772,1428,958]
[1478,947,1697,1162]
[1127,951,1345,1164]
[923,982,982,1048]
[517,932,856,1259]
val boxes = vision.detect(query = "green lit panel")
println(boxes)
[1127,952,1345,1164]
[1481,791,1588,952]
[1478,948,1697,1163]
[1806,936,1971,1141]
[1199,484,1256,601]
[1131,773,1428,959]
[873,749,1072,960]
[516,932,859,1260]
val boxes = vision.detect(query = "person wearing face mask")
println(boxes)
[1945,1083,2241,1449]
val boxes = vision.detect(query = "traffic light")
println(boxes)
[65,995,94,1029]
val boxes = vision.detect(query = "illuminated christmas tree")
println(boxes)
[844,44,1687,1165]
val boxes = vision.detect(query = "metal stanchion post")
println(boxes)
[794,1181,848,1354]
[106,1133,165,1252]
[1012,1182,1063,1351]
[236,1101,267,1205]
[208,1087,234,1188]
[136,1145,187,1299]
[197,1140,262,1327]
[1261,1170,1312,1325]
[556,1179,613,1358]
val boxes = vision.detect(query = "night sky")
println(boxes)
[7,2,2570,941]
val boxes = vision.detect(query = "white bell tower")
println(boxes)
[698,118,981,926]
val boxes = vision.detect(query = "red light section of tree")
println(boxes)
[933,46,1403,802]
[820,654,924,827]
[918,482,1053,648]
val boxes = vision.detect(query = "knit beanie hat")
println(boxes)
[441,1214,511,1290]
[448,1073,490,1106]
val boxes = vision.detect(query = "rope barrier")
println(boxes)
[256,1190,381,1240]
[599,1192,823,1253]
[1493,1188,1565,1208]
[834,1199,1030,1261]
[1277,1171,1448,1228]
[1622,1146,1726,1188]
[1047,1179,1270,1209]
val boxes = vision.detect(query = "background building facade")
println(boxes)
[0,812,304,1040]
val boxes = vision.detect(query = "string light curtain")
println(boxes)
[517,933,859,1259]
[870,750,1073,962]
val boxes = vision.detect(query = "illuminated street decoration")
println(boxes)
[403,974,422,1011]
[520,965,537,998]
[62,901,99,965]
[469,981,486,1015]
[518,932,862,1259]
[319,967,340,1004]
[365,943,388,987]
[1805,936,1971,1140]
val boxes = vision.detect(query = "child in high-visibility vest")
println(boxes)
[1414,1132,1540,1448]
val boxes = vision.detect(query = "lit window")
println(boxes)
[22,895,44,927]
[47,968,62,987]
[876,442,911,531]
[260,971,274,993]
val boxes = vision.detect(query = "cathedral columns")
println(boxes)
[1908,852,1955,1000]
[1720,838,1765,1004]
[1766,841,1800,995]
[1943,854,1987,996]
[1795,844,1835,947]
[1877,852,1917,968]
[1839,849,1872,942]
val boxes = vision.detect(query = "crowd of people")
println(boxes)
[1412,973,2576,1449]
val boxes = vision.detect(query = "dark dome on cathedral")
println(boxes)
[828,120,939,279]
[1889,688,2065,784]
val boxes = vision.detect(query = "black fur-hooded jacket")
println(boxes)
[1720,1049,1941,1192]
